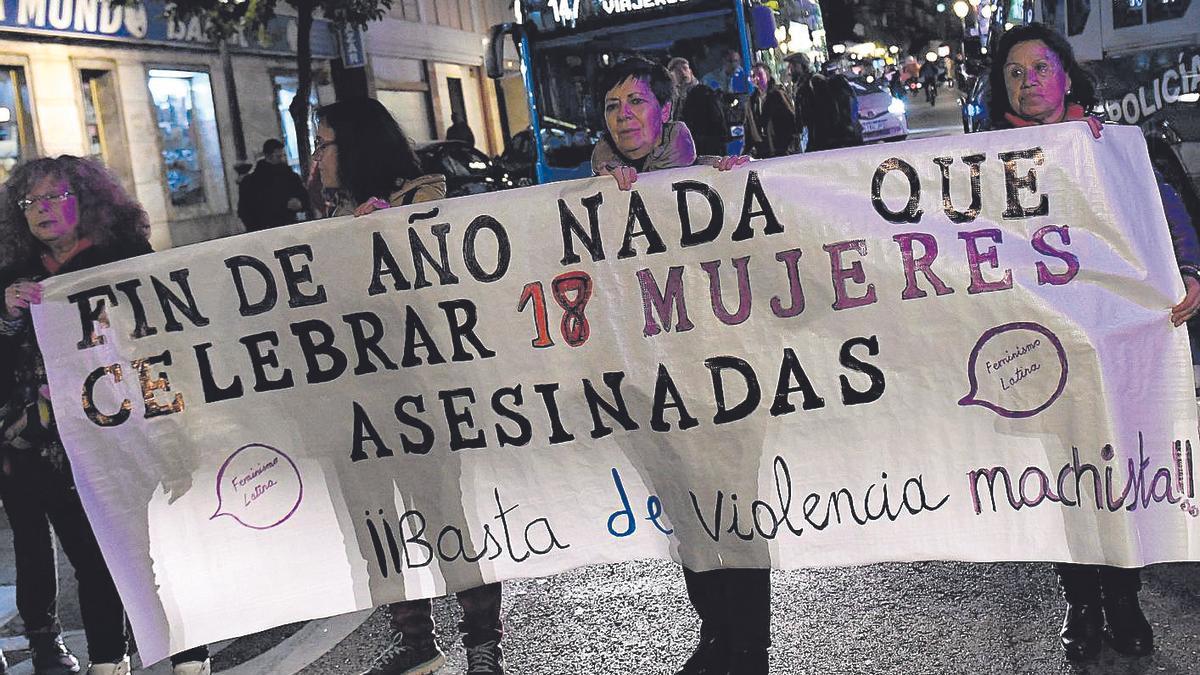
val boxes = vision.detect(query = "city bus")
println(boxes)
[967,0,1200,215]
[487,0,822,184]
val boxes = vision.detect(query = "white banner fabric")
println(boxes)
[31,124,1200,662]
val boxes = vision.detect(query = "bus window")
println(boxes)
[1111,0,1144,28]
[527,9,744,170]
[1148,0,1189,22]
[1066,0,1090,35]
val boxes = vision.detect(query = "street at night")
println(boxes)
[1,0,1199,674]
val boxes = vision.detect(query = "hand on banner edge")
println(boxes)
[4,280,42,317]
[1171,275,1200,327]
[715,155,751,171]
[353,197,391,217]
[599,164,638,191]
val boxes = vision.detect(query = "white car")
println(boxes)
[850,78,908,143]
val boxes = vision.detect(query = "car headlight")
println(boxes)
[888,97,906,115]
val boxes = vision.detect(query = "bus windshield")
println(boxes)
[511,0,752,181]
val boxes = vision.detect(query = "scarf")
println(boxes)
[1004,103,1088,128]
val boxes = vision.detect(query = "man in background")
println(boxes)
[668,57,728,156]
[237,139,309,232]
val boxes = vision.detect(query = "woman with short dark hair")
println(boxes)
[594,57,762,675]
[988,22,1200,662]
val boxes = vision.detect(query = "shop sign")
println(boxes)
[337,23,366,68]
[0,0,337,58]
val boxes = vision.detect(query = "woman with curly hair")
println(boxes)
[0,156,209,675]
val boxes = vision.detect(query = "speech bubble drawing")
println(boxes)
[958,321,1069,419]
[211,443,303,529]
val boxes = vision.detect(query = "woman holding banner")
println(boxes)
[988,23,1200,661]
[311,97,505,675]
[0,156,211,675]
[593,57,762,675]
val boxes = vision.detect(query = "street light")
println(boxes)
[925,51,937,62]
[953,1,970,56]
[936,2,946,11]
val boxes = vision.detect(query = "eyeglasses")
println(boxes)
[313,139,336,156]
[17,190,73,210]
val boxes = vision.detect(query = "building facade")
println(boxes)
[0,0,338,249]
[366,0,525,159]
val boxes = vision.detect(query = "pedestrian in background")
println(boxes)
[446,112,476,148]
[668,57,728,157]
[701,47,747,94]
[236,138,309,232]
[744,62,795,159]
[987,21,1200,662]
[785,54,860,152]
[0,156,211,675]
[311,98,505,675]
[592,57,764,675]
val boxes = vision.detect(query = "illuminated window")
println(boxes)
[272,74,318,175]
[0,67,34,185]
[148,69,221,208]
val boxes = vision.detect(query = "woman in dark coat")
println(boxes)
[987,23,1200,662]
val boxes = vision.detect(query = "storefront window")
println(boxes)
[148,69,220,208]
[80,68,135,194]
[0,67,35,185]
[273,74,318,175]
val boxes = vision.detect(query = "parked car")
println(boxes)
[849,78,908,143]
[497,121,598,186]
[415,140,512,197]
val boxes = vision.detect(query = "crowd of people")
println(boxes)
[670,48,863,161]
[0,20,1197,675]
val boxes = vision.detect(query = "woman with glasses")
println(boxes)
[311,97,446,218]
[0,156,210,675]
[986,23,1200,662]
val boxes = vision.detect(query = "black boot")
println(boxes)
[29,633,80,675]
[1060,601,1104,661]
[1102,590,1154,656]
[725,647,768,675]
[1055,563,1103,661]
[675,637,726,675]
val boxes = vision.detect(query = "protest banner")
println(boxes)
[31,123,1200,662]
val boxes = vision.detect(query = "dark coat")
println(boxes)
[745,85,796,158]
[796,74,861,152]
[676,82,728,157]
[237,160,309,232]
[446,122,476,148]
[0,239,151,472]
